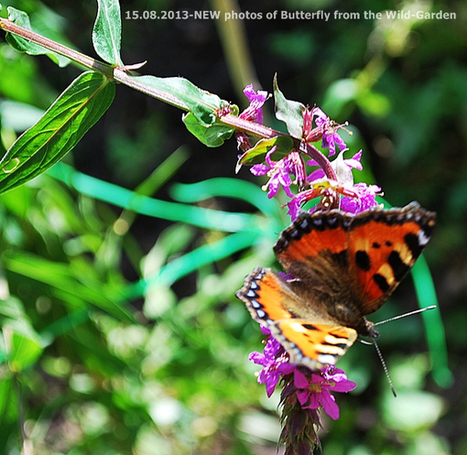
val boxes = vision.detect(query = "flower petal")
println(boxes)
[319,390,340,420]
[294,369,310,389]
[296,389,310,405]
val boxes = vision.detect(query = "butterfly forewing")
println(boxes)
[235,267,358,369]
[274,210,350,275]
[348,203,436,314]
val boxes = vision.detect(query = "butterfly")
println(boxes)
[236,202,436,371]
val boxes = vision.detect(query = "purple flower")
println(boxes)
[294,366,356,420]
[249,327,356,419]
[286,189,316,220]
[307,149,363,184]
[290,150,381,216]
[314,107,348,156]
[236,85,269,152]
[239,84,269,124]
[249,326,295,397]
[250,148,305,199]
[340,182,382,214]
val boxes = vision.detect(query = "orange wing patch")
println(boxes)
[270,320,357,370]
[348,206,436,314]
[236,267,294,324]
[274,211,350,267]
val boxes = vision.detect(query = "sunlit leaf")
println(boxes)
[2,319,43,372]
[182,111,234,147]
[92,0,122,65]
[130,75,224,126]
[0,71,115,194]
[273,74,304,138]
[5,6,69,67]
[382,390,445,431]
[236,136,295,167]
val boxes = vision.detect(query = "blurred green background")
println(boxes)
[0,0,466,453]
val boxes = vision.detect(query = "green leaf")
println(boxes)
[0,71,115,194]
[237,136,295,166]
[273,74,305,138]
[92,0,122,65]
[5,7,70,67]
[2,319,43,372]
[0,376,17,423]
[0,296,26,320]
[2,250,134,322]
[382,390,445,431]
[170,177,282,219]
[130,75,224,126]
[182,112,234,147]
[47,163,258,232]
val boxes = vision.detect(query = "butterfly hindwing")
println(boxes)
[269,319,357,370]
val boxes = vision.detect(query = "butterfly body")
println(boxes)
[236,202,436,371]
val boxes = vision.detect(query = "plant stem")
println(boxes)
[0,17,337,181]
[0,17,111,75]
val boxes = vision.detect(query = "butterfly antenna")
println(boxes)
[369,306,436,397]
[372,337,397,397]
[374,305,436,327]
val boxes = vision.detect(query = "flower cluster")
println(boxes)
[237,84,382,220]
[236,83,369,451]
[249,327,356,422]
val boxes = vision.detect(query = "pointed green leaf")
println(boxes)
[273,74,305,138]
[92,0,122,65]
[182,112,234,147]
[0,71,115,194]
[5,7,70,67]
[131,75,224,126]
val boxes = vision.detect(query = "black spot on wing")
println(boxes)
[388,250,410,282]
[355,250,371,271]
[404,232,422,257]
[302,323,319,331]
[322,341,348,350]
[373,273,390,293]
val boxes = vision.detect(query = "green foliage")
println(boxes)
[4,5,69,66]
[0,71,115,194]
[273,74,305,138]
[132,75,228,126]
[92,0,122,65]
[182,111,234,147]
[237,136,295,166]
